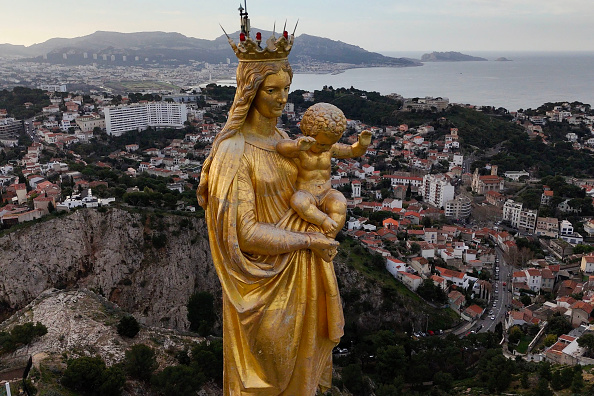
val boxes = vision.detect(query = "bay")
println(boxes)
[290,51,594,112]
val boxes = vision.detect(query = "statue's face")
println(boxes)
[253,70,291,119]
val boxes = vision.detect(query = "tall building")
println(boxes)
[445,195,472,220]
[503,199,537,233]
[104,102,187,136]
[147,102,187,128]
[421,174,454,208]
[0,117,22,146]
[351,179,361,198]
[39,84,67,92]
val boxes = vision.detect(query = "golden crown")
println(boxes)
[221,2,296,62]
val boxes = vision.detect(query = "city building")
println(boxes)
[104,102,187,136]
[503,170,530,181]
[0,117,22,146]
[402,96,449,112]
[471,166,504,194]
[421,174,454,208]
[39,84,67,92]
[503,199,537,233]
[535,217,559,238]
[445,195,471,220]
[76,114,105,132]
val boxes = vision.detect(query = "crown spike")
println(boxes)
[226,6,294,62]
[283,20,287,33]
[219,24,230,39]
[292,19,299,36]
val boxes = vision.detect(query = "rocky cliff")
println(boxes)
[0,208,219,330]
[0,207,447,335]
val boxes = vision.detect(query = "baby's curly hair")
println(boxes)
[300,103,347,138]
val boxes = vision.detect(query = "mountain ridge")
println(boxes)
[0,30,420,68]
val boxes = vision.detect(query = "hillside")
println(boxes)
[0,207,459,392]
[0,207,452,334]
[0,30,419,68]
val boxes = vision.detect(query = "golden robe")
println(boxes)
[204,130,344,395]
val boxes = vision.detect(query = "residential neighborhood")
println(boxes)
[1,84,594,393]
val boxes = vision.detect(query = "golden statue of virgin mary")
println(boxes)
[197,4,344,395]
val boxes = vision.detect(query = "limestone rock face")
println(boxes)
[0,208,219,331]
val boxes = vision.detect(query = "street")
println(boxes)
[474,248,512,334]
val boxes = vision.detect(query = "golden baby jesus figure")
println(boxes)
[276,103,372,238]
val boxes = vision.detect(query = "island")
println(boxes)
[421,51,488,62]
[494,57,512,61]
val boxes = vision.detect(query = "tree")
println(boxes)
[117,315,140,338]
[570,370,584,393]
[534,378,553,396]
[520,372,529,388]
[433,371,453,391]
[9,322,47,346]
[376,345,406,384]
[547,314,572,336]
[577,333,594,357]
[538,361,552,381]
[187,291,216,336]
[99,365,126,396]
[543,334,557,347]
[191,339,224,386]
[520,294,532,306]
[151,365,205,396]
[342,364,366,395]
[508,326,523,344]
[416,279,446,303]
[62,356,112,396]
[124,344,158,382]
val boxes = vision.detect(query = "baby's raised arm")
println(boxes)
[331,130,372,159]
[276,137,317,158]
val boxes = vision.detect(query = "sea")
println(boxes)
[290,51,594,112]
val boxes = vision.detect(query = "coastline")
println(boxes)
[291,52,594,112]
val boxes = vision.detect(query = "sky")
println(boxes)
[1,0,593,53]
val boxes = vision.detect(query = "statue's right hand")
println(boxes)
[308,233,339,262]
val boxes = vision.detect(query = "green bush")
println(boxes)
[0,322,47,353]
[117,315,140,338]
[61,356,124,396]
[151,365,206,396]
[187,292,216,336]
[124,344,158,381]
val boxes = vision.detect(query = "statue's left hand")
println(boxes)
[358,130,372,146]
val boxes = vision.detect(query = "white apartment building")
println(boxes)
[560,220,574,235]
[147,102,187,128]
[421,174,454,208]
[39,84,67,92]
[503,199,537,233]
[104,102,187,136]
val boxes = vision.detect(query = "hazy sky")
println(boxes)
[2,0,593,53]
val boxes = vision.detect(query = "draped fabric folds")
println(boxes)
[205,131,344,395]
